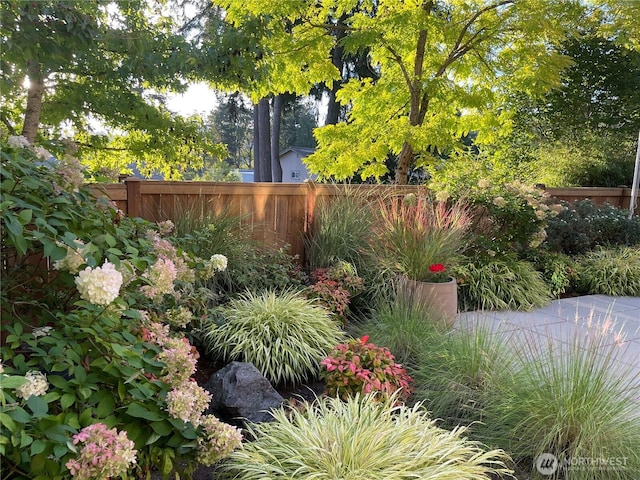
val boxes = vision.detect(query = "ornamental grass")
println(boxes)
[483,317,640,479]
[455,254,551,311]
[374,195,472,282]
[217,394,513,480]
[201,289,344,386]
[576,246,640,296]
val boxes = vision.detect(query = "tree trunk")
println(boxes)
[324,14,348,126]
[253,104,262,181]
[21,59,45,144]
[395,142,413,184]
[257,97,272,182]
[270,95,283,182]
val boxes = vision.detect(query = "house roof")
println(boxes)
[279,147,315,157]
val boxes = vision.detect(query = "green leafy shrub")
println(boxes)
[455,254,552,311]
[430,170,559,255]
[484,321,640,479]
[217,394,513,480]
[524,249,578,297]
[576,247,640,296]
[544,199,640,255]
[201,289,344,386]
[1,138,242,479]
[320,335,413,402]
[171,205,305,300]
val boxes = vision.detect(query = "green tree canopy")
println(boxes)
[494,7,640,187]
[217,0,584,183]
[1,0,225,178]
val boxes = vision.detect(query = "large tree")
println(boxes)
[218,0,586,183]
[206,93,254,169]
[0,0,224,178]
[203,1,338,180]
[495,18,640,187]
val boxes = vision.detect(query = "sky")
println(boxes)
[166,82,219,116]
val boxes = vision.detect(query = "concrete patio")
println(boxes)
[456,295,640,398]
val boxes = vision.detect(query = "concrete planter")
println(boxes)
[399,275,458,327]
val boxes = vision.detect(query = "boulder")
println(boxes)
[204,361,284,425]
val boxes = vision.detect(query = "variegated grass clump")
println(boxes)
[576,246,640,296]
[202,289,343,386]
[484,317,640,479]
[217,394,513,480]
[455,254,551,311]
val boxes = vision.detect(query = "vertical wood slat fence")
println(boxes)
[92,179,637,261]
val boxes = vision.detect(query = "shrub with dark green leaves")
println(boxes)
[544,199,640,255]
[1,138,241,479]
[217,394,513,480]
[201,289,344,386]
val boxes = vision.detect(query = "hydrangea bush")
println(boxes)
[0,137,241,479]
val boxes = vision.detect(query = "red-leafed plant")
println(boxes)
[306,261,364,322]
[320,335,413,402]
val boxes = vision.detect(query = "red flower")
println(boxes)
[429,263,446,273]
[360,335,370,344]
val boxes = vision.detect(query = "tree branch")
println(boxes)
[437,0,514,77]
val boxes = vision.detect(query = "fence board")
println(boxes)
[90,181,636,261]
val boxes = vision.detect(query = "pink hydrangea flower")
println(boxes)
[66,423,136,480]
[196,414,242,466]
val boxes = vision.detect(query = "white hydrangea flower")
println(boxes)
[7,135,30,148]
[75,261,123,306]
[157,220,174,236]
[477,178,490,189]
[492,196,507,208]
[33,146,53,161]
[32,326,53,338]
[0,361,4,375]
[53,240,86,274]
[15,371,49,400]
[210,254,228,272]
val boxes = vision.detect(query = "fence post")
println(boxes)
[124,177,142,218]
[305,181,317,237]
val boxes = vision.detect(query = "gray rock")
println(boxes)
[204,361,284,425]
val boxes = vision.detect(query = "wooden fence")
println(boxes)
[92,179,637,260]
